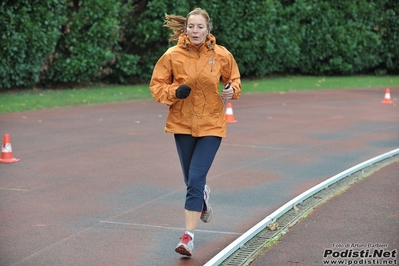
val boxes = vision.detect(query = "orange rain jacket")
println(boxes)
[149,33,241,137]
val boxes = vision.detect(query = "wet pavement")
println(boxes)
[0,87,398,266]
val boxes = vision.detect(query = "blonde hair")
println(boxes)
[164,8,213,42]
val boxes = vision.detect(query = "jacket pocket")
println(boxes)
[206,92,224,116]
[170,99,183,113]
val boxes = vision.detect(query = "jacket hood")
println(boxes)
[177,33,216,51]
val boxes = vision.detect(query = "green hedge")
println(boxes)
[291,0,383,75]
[379,0,399,74]
[44,0,141,84]
[0,0,66,89]
[0,0,398,90]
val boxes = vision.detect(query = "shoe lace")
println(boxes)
[181,233,192,244]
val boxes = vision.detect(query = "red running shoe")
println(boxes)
[175,232,194,256]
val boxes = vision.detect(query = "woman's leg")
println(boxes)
[174,135,222,256]
[174,134,196,187]
[174,134,222,231]
[185,136,221,213]
[184,210,202,232]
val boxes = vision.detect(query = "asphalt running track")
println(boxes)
[0,87,398,266]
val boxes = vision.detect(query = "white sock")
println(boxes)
[185,230,194,240]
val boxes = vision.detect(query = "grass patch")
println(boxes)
[0,84,152,113]
[1,75,398,113]
[244,75,399,93]
[263,231,287,248]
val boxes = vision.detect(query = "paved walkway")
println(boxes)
[251,159,399,266]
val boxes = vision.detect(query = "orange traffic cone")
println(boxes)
[225,102,237,123]
[381,88,394,104]
[0,134,20,164]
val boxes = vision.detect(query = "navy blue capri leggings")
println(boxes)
[174,134,222,212]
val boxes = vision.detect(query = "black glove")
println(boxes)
[176,85,191,99]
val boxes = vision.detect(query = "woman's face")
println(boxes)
[186,14,208,46]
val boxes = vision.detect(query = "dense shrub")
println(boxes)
[0,0,66,89]
[203,0,390,76]
[43,0,126,84]
[291,0,383,75]
[102,0,399,78]
[376,0,399,74]
[0,0,397,90]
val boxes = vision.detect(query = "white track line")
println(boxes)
[99,220,241,235]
